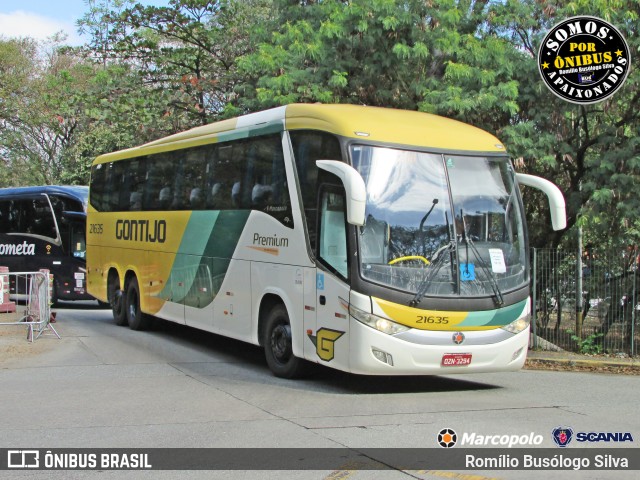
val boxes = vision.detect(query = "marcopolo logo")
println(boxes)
[538,16,630,104]
[437,428,457,448]
[437,428,543,448]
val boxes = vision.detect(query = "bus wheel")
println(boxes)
[125,277,150,331]
[109,280,127,326]
[263,304,307,379]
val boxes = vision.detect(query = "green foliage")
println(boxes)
[236,0,523,119]
[77,0,273,124]
[0,0,638,252]
[0,37,94,185]
[568,330,605,355]
[491,0,640,249]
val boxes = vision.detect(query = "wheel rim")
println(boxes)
[113,290,123,315]
[270,323,292,364]
[127,289,137,320]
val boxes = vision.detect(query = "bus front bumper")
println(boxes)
[348,318,529,375]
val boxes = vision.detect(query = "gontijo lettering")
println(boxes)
[115,219,166,243]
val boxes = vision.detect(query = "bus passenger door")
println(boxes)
[308,188,351,371]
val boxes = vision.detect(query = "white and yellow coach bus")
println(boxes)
[87,104,565,378]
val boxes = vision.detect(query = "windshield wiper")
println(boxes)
[460,210,504,306]
[409,240,455,307]
[419,198,439,256]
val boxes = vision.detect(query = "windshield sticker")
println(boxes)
[489,248,507,273]
[460,263,475,281]
[446,158,455,168]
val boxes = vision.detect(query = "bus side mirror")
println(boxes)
[516,173,567,231]
[316,160,366,226]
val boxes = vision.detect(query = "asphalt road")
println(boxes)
[1,302,639,479]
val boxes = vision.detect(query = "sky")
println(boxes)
[0,0,169,45]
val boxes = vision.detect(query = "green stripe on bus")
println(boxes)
[459,299,528,327]
[216,123,283,144]
[161,210,251,308]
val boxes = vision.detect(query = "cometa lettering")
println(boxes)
[0,241,36,256]
[115,219,166,243]
[253,233,289,247]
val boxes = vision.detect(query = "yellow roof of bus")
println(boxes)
[93,104,505,164]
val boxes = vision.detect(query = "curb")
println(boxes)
[525,352,640,372]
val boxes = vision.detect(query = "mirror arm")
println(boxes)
[316,160,366,226]
[516,173,567,231]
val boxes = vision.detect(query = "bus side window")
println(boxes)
[0,200,12,233]
[144,158,162,210]
[233,142,250,208]
[204,145,222,209]
[250,140,272,209]
[90,164,106,211]
[125,159,146,211]
[22,198,57,239]
[184,149,205,210]
[70,220,86,258]
[318,189,348,279]
[108,162,128,211]
[213,144,235,210]
[290,131,343,253]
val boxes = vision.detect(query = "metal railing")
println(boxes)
[0,270,60,342]
[531,248,638,356]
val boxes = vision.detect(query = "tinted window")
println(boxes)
[89,134,293,226]
[289,131,343,252]
[0,197,56,239]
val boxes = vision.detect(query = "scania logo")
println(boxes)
[452,332,465,345]
[552,426,574,447]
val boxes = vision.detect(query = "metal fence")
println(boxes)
[531,247,639,356]
[0,270,59,342]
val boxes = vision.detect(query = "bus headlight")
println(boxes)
[501,314,531,334]
[349,304,410,335]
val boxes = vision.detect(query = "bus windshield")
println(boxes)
[352,145,527,299]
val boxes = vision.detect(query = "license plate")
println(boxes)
[441,353,472,367]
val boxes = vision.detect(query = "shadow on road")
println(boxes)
[149,317,501,395]
[55,302,503,395]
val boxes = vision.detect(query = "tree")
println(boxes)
[236,0,639,248]
[79,0,273,126]
[235,0,520,124]
[0,37,92,185]
[491,0,640,249]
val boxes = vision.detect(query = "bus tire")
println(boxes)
[109,278,127,326]
[125,277,151,331]
[263,304,307,379]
